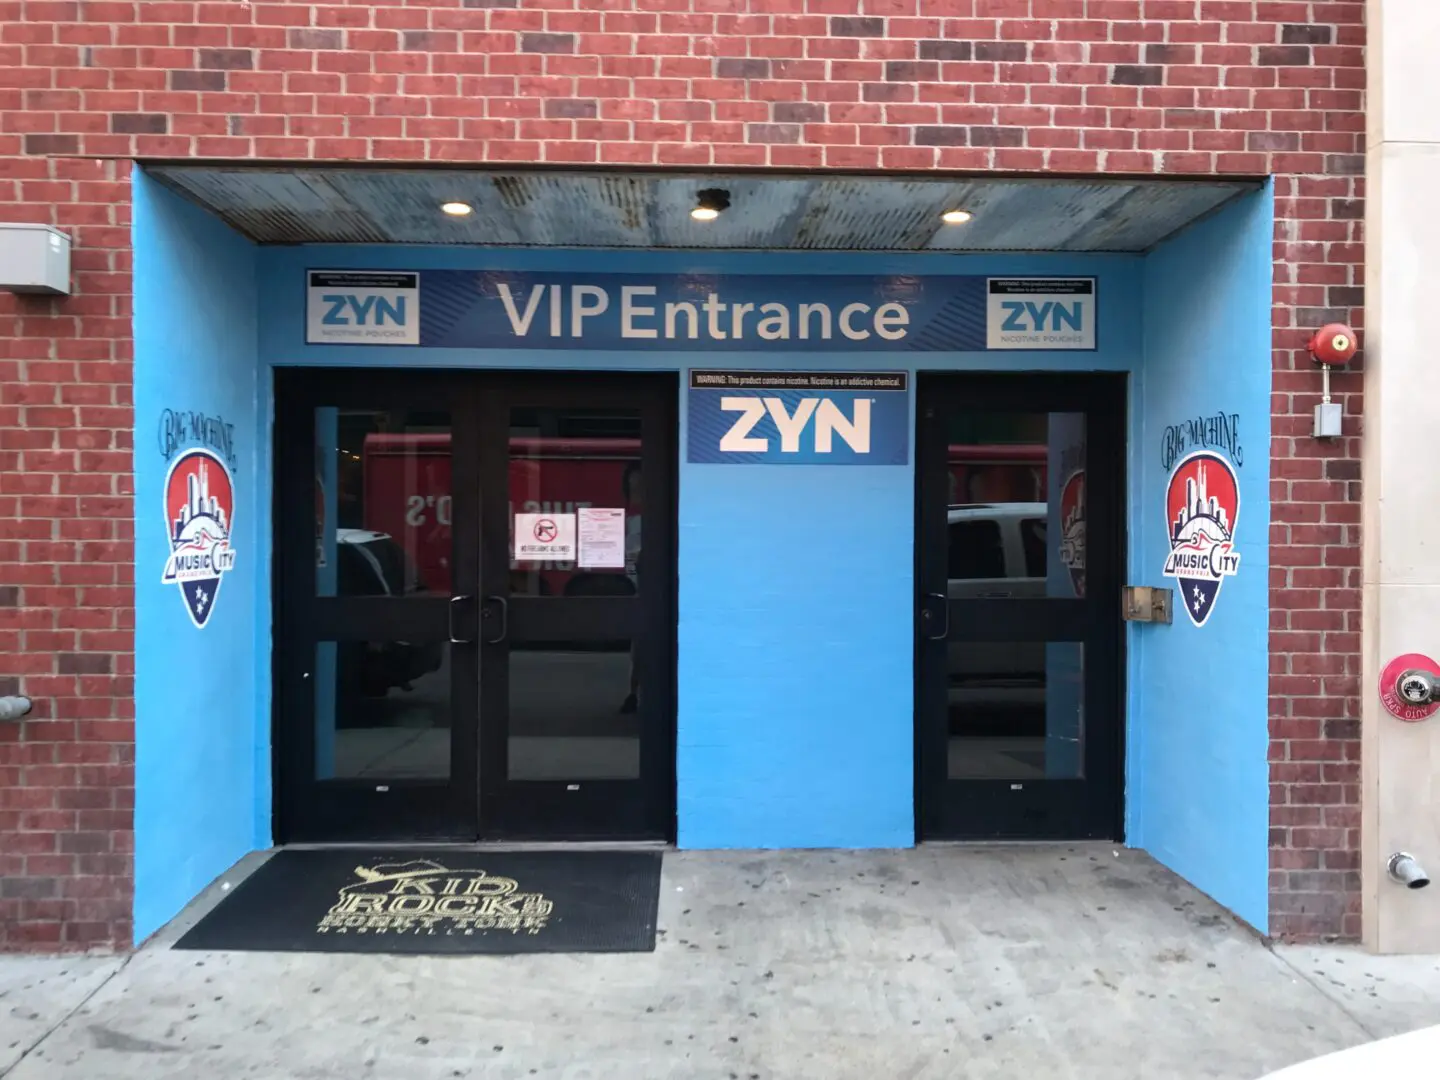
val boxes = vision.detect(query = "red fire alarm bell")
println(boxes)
[1308,323,1359,367]
[1308,323,1357,439]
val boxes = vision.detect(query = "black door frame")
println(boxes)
[273,368,481,842]
[271,367,678,844]
[914,371,1127,842]
[476,372,678,840]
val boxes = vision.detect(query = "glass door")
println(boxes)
[274,369,482,841]
[915,373,1125,840]
[476,373,676,840]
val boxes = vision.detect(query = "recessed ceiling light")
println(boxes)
[691,188,731,222]
[440,201,473,217]
[941,209,973,225]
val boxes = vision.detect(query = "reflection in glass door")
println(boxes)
[916,374,1124,840]
[314,407,457,782]
[275,373,480,841]
[504,408,644,782]
[477,376,676,839]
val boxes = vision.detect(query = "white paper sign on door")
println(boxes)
[514,512,575,562]
[577,507,625,569]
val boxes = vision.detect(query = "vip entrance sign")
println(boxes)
[687,370,909,466]
[304,270,1097,352]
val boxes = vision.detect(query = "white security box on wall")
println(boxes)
[0,223,71,295]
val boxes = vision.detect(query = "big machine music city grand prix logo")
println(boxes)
[1162,450,1241,628]
[160,441,237,629]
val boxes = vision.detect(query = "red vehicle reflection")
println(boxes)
[361,434,639,595]
[948,443,1046,505]
[358,434,1047,596]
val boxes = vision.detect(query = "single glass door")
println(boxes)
[274,369,481,841]
[477,373,676,840]
[915,373,1125,840]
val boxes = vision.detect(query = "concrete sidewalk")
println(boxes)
[4,847,1440,1080]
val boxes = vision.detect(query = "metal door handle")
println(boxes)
[448,594,476,644]
[482,595,508,645]
[922,592,950,641]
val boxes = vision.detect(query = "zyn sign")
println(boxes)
[687,370,909,466]
[306,270,419,345]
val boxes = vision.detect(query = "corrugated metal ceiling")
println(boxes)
[147,167,1257,253]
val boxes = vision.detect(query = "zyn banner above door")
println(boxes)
[687,370,909,466]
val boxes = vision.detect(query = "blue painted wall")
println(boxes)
[258,247,1139,849]
[1130,187,1274,930]
[132,173,268,943]
[124,207,1276,934]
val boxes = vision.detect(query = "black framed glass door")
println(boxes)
[915,373,1125,840]
[477,374,676,838]
[273,369,676,843]
[274,370,480,840]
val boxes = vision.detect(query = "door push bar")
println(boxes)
[449,594,509,645]
[482,595,508,645]
[448,594,476,644]
[921,593,950,641]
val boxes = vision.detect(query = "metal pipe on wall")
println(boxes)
[0,696,32,721]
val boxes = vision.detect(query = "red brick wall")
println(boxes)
[0,154,135,951]
[0,0,1365,948]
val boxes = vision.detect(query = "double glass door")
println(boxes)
[916,373,1125,840]
[274,370,676,842]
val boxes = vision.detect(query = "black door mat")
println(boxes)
[174,848,662,955]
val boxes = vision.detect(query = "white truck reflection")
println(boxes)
[946,503,1050,708]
